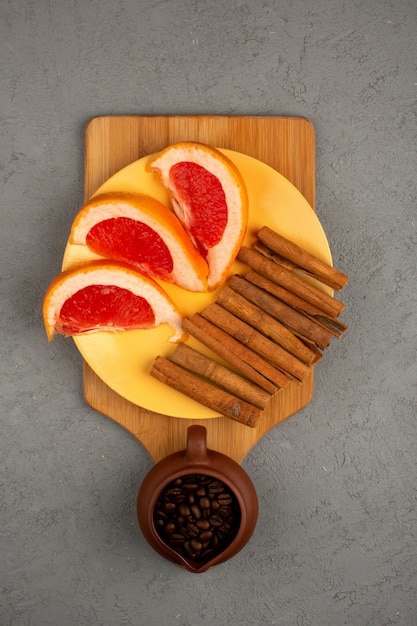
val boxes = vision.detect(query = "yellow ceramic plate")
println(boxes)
[62,149,332,419]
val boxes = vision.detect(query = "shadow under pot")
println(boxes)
[137,425,258,573]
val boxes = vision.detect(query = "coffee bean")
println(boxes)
[163,502,176,513]
[178,504,191,517]
[182,483,198,492]
[199,497,211,509]
[190,539,203,552]
[208,480,225,494]
[196,475,211,485]
[153,473,241,563]
[187,523,200,537]
[218,493,232,505]
[218,505,232,518]
[201,548,214,558]
[191,504,202,520]
[199,530,213,542]
[183,541,196,558]
[164,522,176,535]
[196,519,210,531]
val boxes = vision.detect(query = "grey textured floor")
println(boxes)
[2,1,416,625]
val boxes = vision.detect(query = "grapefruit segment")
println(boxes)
[148,142,249,290]
[70,192,208,292]
[169,161,228,255]
[42,260,185,342]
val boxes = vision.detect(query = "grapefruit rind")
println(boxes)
[148,142,249,290]
[69,192,208,292]
[43,261,185,343]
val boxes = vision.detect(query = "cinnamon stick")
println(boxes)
[228,275,334,350]
[201,303,311,382]
[237,246,344,319]
[169,343,272,409]
[151,356,262,427]
[254,241,299,272]
[257,226,349,291]
[311,314,349,338]
[298,338,323,362]
[217,286,320,364]
[183,315,290,390]
[248,254,333,318]
[181,317,278,394]
[246,270,348,338]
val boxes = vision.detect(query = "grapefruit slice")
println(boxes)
[148,142,249,290]
[43,260,185,342]
[70,192,208,292]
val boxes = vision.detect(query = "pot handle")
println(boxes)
[185,425,208,464]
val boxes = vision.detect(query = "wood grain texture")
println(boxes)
[82,115,316,464]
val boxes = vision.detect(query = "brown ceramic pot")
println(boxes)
[137,425,258,573]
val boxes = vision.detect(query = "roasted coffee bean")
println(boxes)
[190,539,203,552]
[163,502,176,513]
[217,506,232,518]
[208,480,225,494]
[209,514,223,527]
[153,473,241,562]
[164,522,176,535]
[199,530,213,542]
[191,504,202,520]
[199,497,211,509]
[178,504,191,517]
[183,541,196,558]
[201,548,214,558]
[187,523,200,537]
[182,483,198,492]
[218,493,232,505]
[196,474,211,484]
[196,519,210,531]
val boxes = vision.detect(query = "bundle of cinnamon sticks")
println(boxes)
[151,226,348,428]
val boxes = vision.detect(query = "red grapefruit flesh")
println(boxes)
[58,284,155,336]
[43,261,185,342]
[86,218,173,276]
[169,162,228,257]
[148,142,248,290]
[70,192,208,292]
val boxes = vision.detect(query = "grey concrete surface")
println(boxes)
[1,1,416,624]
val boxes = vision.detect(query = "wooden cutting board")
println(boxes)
[82,115,316,464]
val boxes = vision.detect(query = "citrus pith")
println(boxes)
[42,260,185,342]
[70,192,208,292]
[148,142,249,290]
